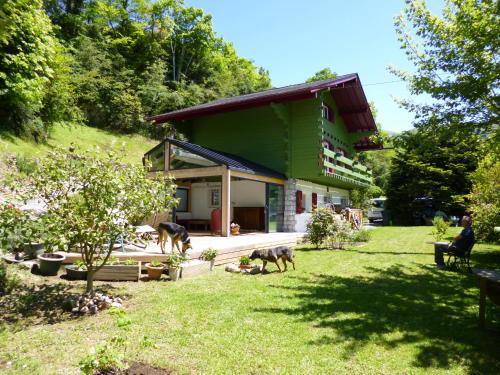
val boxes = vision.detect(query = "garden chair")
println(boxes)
[446,241,475,273]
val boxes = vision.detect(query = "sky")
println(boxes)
[185,0,444,133]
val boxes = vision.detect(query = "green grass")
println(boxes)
[0,123,158,164]
[1,227,499,374]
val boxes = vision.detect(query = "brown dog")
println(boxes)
[157,222,192,254]
[249,246,295,273]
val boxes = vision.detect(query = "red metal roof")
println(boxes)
[148,73,381,150]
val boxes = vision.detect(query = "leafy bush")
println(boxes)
[326,220,354,249]
[79,341,127,374]
[166,253,188,268]
[0,203,42,253]
[469,152,500,242]
[432,216,449,242]
[239,256,250,265]
[306,208,336,248]
[350,229,372,243]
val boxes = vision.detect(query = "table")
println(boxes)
[473,268,500,329]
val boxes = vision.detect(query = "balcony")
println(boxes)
[322,148,372,187]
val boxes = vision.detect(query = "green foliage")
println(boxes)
[78,341,127,374]
[239,256,250,265]
[149,260,164,268]
[73,259,87,271]
[326,220,354,250]
[386,126,480,225]
[391,0,499,133]
[166,253,188,268]
[0,203,42,252]
[13,154,38,176]
[350,229,372,243]
[200,248,218,261]
[0,0,78,140]
[0,260,20,296]
[351,186,383,213]
[305,68,337,82]
[306,208,336,248]
[432,217,449,242]
[7,146,176,293]
[469,149,500,242]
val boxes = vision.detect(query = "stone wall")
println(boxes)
[283,179,297,232]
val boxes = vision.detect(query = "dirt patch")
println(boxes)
[95,362,173,374]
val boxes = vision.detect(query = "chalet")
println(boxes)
[144,73,380,236]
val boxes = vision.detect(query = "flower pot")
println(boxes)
[230,228,240,235]
[65,264,88,280]
[168,266,180,281]
[146,263,165,280]
[239,264,252,270]
[209,259,215,271]
[38,253,66,276]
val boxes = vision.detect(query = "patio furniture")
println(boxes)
[473,268,500,329]
[446,241,475,273]
[187,219,211,231]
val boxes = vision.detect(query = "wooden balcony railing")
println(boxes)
[322,148,372,186]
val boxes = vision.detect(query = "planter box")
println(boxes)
[93,263,141,281]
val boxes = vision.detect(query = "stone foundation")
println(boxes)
[283,179,297,232]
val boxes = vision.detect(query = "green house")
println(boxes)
[145,74,380,236]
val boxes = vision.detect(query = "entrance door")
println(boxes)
[266,184,284,232]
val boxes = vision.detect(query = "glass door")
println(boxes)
[266,184,284,232]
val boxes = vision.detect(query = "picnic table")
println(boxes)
[472,268,500,329]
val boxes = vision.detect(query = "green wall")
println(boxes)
[176,105,287,175]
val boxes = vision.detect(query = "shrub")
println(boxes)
[432,216,449,242]
[350,229,372,243]
[166,253,188,268]
[239,256,250,265]
[79,341,127,374]
[327,220,354,249]
[306,208,336,248]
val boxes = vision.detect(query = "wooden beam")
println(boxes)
[230,170,286,185]
[221,167,231,237]
[164,166,226,179]
[164,141,170,172]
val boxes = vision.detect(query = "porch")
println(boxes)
[62,231,306,266]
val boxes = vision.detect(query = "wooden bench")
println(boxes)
[186,219,211,231]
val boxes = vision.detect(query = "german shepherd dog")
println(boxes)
[249,246,295,273]
[157,222,192,254]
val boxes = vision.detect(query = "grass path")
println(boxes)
[1,227,499,374]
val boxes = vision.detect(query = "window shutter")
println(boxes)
[312,192,318,209]
[296,190,302,214]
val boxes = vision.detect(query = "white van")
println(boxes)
[368,197,386,223]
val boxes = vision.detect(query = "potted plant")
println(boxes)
[166,253,188,281]
[200,248,218,270]
[65,259,88,280]
[38,252,66,276]
[230,222,240,235]
[239,255,252,270]
[93,257,142,281]
[145,260,165,280]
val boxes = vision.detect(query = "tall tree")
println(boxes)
[390,0,499,133]
[305,68,337,82]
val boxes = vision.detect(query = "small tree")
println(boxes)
[11,147,176,293]
[306,208,336,248]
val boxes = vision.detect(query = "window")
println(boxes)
[144,145,165,171]
[321,103,334,122]
[208,188,220,207]
[176,188,189,212]
[170,144,217,170]
[295,190,303,214]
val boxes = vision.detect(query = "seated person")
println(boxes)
[434,215,474,269]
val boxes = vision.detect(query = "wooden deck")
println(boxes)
[62,232,306,266]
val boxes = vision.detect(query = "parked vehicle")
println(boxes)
[411,197,449,225]
[368,198,386,223]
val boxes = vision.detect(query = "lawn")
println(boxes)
[1,227,499,374]
[0,123,157,165]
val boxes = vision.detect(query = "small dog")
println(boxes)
[157,222,192,254]
[249,246,295,273]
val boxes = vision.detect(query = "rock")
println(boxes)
[71,307,80,314]
[249,265,263,275]
[111,302,122,308]
[62,298,75,311]
[89,305,98,314]
[225,263,240,273]
[114,297,123,304]
[80,306,89,314]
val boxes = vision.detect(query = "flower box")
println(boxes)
[93,262,141,281]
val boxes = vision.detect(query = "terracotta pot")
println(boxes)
[231,228,240,235]
[239,264,252,270]
[146,263,165,280]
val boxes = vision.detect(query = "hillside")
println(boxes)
[0,124,158,165]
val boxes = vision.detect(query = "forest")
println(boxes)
[0,0,272,141]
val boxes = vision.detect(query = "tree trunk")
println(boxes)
[86,268,94,294]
